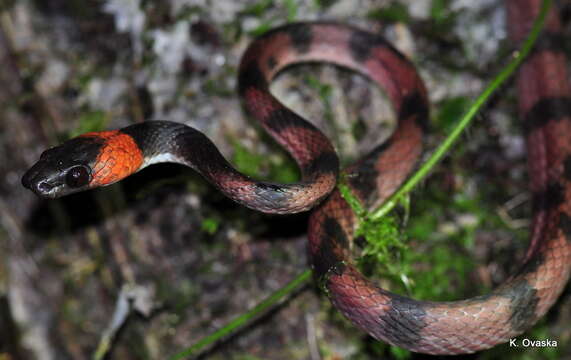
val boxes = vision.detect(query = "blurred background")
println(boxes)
[1,0,570,359]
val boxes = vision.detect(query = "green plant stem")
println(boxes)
[369,0,552,221]
[169,269,312,359]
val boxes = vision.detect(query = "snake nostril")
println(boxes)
[37,181,53,193]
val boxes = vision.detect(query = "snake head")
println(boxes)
[23,130,145,199]
[22,136,102,199]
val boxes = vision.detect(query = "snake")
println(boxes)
[21,0,571,355]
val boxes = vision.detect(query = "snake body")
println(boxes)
[22,0,571,355]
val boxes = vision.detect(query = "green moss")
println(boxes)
[389,346,412,360]
[283,0,299,21]
[367,3,411,24]
[435,96,471,133]
[69,110,108,138]
[241,0,274,17]
[231,140,266,178]
[338,177,413,294]
[201,217,220,235]
[357,213,410,291]
[231,139,299,183]
[430,0,455,25]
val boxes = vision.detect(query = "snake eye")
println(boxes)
[65,165,91,188]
